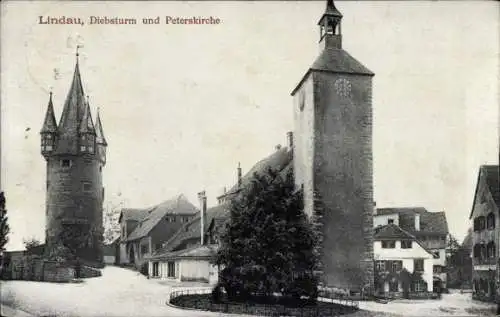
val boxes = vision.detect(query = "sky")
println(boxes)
[1,1,498,251]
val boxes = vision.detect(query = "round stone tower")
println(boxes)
[40,51,108,265]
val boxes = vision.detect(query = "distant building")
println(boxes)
[469,165,499,302]
[373,224,434,296]
[118,195,198,270]
[147,144,293,283]
[102,239,118,265]
[40,52,107,265]
[373,207,449,291]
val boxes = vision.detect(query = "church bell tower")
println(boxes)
[40,50,107,265]
[291,0,375,293]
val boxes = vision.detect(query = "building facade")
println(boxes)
[373,224,434,297]
[374,207,449,291]
[469,165,499,302]
[291,0,374,293]
[40,53,107,265]
[118,195,198,270]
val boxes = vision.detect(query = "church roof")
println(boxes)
[40,92,58,133]
[217,147,293,199]
[95,110,107,146]
[291,49,374,96]
[126,194,199,242]
[56,58,88,154]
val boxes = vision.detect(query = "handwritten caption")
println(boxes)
[38,16,222,26]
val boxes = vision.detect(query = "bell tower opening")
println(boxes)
[318,0,343,50]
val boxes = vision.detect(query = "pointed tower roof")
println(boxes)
[79,96,96,134]
[56,51,88,154]
[324,0,342,18]
[41,92,58,133]
[95,108,107,146]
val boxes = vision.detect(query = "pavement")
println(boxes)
[0,304,34,317]
[0,266,497,317]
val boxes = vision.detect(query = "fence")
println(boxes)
[168,288,359,317]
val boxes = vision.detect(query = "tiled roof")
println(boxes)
[218,147,293,199]
[126,194,199,242]
[374,224,433,255]
[40,93,58,133]
[149,244,217,261]
[158,203,229,253]
[56,59,87,154]
[95,110,107,146]
[292,49,374,96]
[119,208,150,223]
[79,102,96,134]
[469,165,499,219]
[376,207,449,236]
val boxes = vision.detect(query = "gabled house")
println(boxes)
[147,138,294,283]
[373,224,435,297]
[118,194,199,269]
[469,165,499,302]
[374,207,449,291]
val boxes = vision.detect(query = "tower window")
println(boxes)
[81,146,87,152]
[61,159,72,168]
[82,182,92,192]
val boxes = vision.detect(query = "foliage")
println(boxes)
[446,233,473,289]
[103,201,123,244]
[374,267,426,298]
[215,168,319,301]
[23,237,42,254]
[0,192,10,252]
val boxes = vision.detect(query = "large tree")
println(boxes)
[0,192,10,253]
[215,168,319,301]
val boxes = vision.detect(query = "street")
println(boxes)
[0,266,497,317]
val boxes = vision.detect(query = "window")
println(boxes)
[375,261,385,272]
[487,242,496,258]
[122,226,126,238]
[82,182,92,192]
[152,262,159,277]
[413,280,426,292]
[81,146,87,152]
[61,159,72,168]
[392,261,402,272]
[487,213,495,230]
[414,259,424,272]
[47,134,52,139]
[401,240,412,249]
[474,216,486,232]
[381,240,396,249]
[167,261,175,278]
[432,251,440,259]
[388,219,394,225]
[141,245,148,255]
[433,265,442,274]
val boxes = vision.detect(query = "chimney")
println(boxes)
[414,213,420,231]
[287,131,294,151]
[237,163,242,188]
[223,186,227,194]
[198,191,207,245]
[275,144,282,151]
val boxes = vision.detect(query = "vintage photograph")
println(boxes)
[0,1,498,316]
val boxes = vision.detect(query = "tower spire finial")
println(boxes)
[76,45,81,63]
